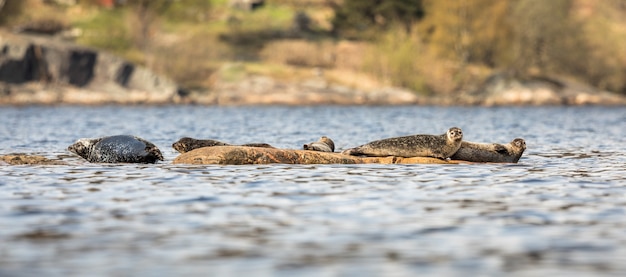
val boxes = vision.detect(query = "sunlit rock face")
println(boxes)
[0,33,179,104]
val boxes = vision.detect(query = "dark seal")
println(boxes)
[450,138,526,163]
[172,137,275,153]
[303,136,335,152]
[68,135,164,163]
[341,127,463,159]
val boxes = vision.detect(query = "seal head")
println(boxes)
[68,135,163,163]
[67,138,100,160]
[509,138,527,163]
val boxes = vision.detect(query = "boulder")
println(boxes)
[172,146,459,165]
[0,32,179,104]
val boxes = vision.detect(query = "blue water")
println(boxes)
[0,106,625,276]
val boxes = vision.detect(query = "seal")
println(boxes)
[450,138,526,163]
[172,137,275,153]
[68,135,164,163]
[303,136,335,152]
[341,127,463,159]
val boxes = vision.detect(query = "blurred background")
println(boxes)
[1,0,625,101]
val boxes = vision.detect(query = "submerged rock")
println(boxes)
[0,154,66,165]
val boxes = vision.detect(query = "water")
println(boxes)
[0,106,625,277]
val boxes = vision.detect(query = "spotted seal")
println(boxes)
[450,138,526,163]
[341,127,463,159]
[68,135,164,163]
[172,137,275,153]
[303,136,335,152]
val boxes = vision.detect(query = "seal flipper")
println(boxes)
[145,145,164,161]
[494,144,508,154]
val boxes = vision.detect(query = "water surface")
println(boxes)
[1,106,625,276]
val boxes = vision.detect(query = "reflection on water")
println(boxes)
[1,106,625,276]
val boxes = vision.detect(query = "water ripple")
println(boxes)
[0,106,625,276]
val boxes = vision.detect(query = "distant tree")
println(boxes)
[332,0,424,39]
[510,0,586,76]
[164,0,212,23]
[124,0,174,50]
[419,0,512,66]
[0,0,25,26]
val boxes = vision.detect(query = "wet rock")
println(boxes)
[0,154,66,165]
[172,146,457,165]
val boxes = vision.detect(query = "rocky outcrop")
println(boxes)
[465,73,626,106]
[197,74,425,106]
[177,65,626,106]
[0,32,180,105]
[172,145,458,165]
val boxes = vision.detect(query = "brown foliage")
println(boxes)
[416,0,626,94]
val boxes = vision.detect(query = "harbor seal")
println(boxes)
[68,135,164,163]
[450,138,526,163]
[341,127,463,159]
[172,137,275,153]
[303,136,335,152]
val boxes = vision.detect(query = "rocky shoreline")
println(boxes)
[2,32,625,106]
[3,74,625,106]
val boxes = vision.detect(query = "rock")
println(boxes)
[173,145,458,165]
[13,19,69,36]
[475,73,626,106]
[207,66,422,106]
[0,154,66,165]
[0,32,179,104]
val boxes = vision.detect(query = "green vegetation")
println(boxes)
[2,0,625,95]
[74,9,132,54]
[332,0,424,39]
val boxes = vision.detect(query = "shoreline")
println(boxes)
[2,78,625,107]
[2,33,625,107]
